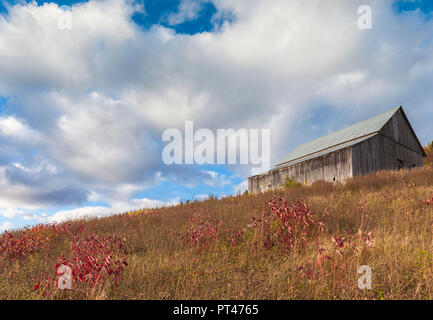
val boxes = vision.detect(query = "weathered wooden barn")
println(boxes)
[248,106,426,193]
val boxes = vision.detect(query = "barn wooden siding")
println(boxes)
[248,147,352,193]
[248,107,425,194]
[352,108,424,175]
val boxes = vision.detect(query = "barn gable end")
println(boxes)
[352,107,425,176]
[248,106,425,194]
[380,107,425,157]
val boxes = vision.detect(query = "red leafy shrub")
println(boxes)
[179,220,223,250]
[34,233,127,296]
[421,195,433,205]
[0,223,71,260]
[178,209,246,250]
[70,233,127,285]
[298,229,376,293]
[251,197,326,255]
[229,229,244,247]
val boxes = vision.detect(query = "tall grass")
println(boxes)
[1,167,433,299]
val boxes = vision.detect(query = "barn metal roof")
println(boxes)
[276,106,401,168]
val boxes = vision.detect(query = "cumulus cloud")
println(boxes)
[0,221,13,232]
[166,0,208,25]
[233,180,248,194]
[202,170,231,186]
[47,196,179,223]
[0,163,88,210]
[194,194,209,201]
[0,208,44,221]
[47,206,114,223]
[0,116,34,139]
[0,0,432,226]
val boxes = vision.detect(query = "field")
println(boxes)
[1,161,433,299]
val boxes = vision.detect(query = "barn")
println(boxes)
[248,106,426,194]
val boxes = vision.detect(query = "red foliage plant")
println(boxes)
[230,229,244,247]
[421,195,433,205]
[0,223,71,260]
[179,220,223,250]
[301,229,376,290]
[251,197,326,255]
[34,233,127,296]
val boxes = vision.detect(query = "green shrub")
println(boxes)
[282,177,301,189]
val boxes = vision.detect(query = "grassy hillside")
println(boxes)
[1,166,433,300]
[425,141,433,168]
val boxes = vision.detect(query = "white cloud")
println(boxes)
[333,72,366,86]
[12,160,57,175]
[0,0,432,225]
[194,193,209,201]
[233,180,248,194]
[47,196,179,223]
[0,116,40,141]
[47,206,114,223]
[0,207,46,221]
[1,208,30,219]
[110,197,179,212]
[0,221,14,233]
[0,163,86,210]
[202,170,218,179]
[87,190,104,203]
[202,170,231,186]
[166,0,206,25]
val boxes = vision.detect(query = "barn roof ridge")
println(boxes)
[276,106,402,168]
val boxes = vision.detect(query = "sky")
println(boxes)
[0,0,433,231]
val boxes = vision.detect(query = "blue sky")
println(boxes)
[0,0,431,31]
[0,0,228,34]
[393,0,433,15]
[0,0,433,231]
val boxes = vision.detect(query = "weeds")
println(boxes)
[33,233,127,297]
[0,166,433,299]
[251,198,325,255]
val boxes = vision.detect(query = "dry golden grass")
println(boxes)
[1,166,433,300]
